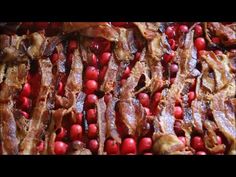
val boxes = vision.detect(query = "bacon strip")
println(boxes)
[105,97,121,143]
[100,53,119,93]
[97,98,107,155]
[0,63,28,154]
[20,59,52,154]
[114,28,137,61]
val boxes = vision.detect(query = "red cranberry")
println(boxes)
[153,92,161,104]
[138,93,150,107]
[194,25,203,37]
[104,94,112,104]
[138,137,152,153]
[57,81,64,96]
[178,136,186,146]
[178,25,189,33]
[20,97,31,110]
[54,141,68,155]
[89,53,98,67]
[86,94,98,106]
[174,106,183,119]
[174,121,184,135]
[20,83,31,97]
[168,39,176,50]
[170,63,179,73]
[144,107,151,116]
[90,40,100,54]
[194,37,206,51]
[105,139,119,155]
[100,52,111,66]
[85,66,99,81]
[76,113,83,124]
[88,139,99,153]
[68,40,78,52]
[37,141,44,152]
[196,151,207,155]
[88,124,98,139]
[70,124,83,141]
[85,80,98,94]
[99,66,108,82]
[216,136,222,144]
[87,109,97,123]
[50,53,59,64]
[56,127,67,141]
[188,91,195,103]
[212,37,220,44]
[20,110,29,119]
[165,26,175,38]
[163,51,175,63]
[191,136,205,151]
[121,138,137,155]
[122,67,131,79]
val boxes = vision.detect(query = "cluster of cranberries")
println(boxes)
[164,23,225,155]
[4,22,228,155]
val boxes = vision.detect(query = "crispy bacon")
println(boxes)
[117,61,147,135]
[207,22,236,46]
[133,22,160,40]
[96,98,107,155]
[0,63,28,154]
[100,53,119,93]
[152,134,188,155]
[114,28,137,61]
[211,92,236,143]
[20,59,52,154]
[105,97,121,143]
[201,52,233,91]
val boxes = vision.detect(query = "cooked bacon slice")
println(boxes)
[201,52,233,91]
[211,92,236,143]
[70,141,92,155]
[203,120,226,154]
[152,134,189,155]
[114,28,137,61]
[27,32,45,59]
[79,25,119,42]
[207,22,236,46]
[120,61,146,99]
[96,98,107,155]
[105,97,121,143]
[0,63,28,154]
[20,59,52,154]
[55,48,83,109]
[100,53,119,93]
[133,22,160,40]
[118,61,148,135]
[49,48,83,153]
[63,22,109,32]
